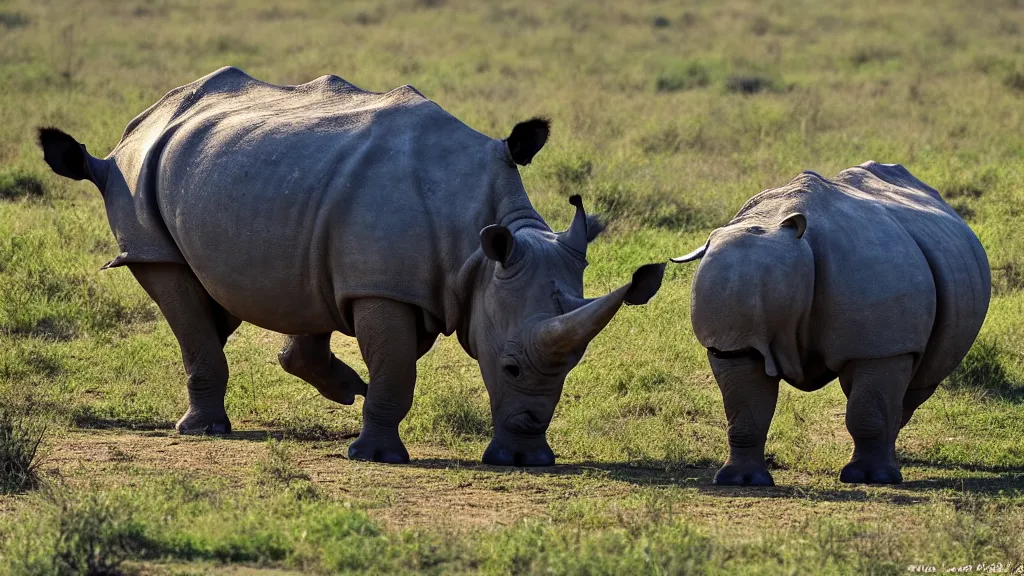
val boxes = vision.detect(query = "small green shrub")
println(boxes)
[655,62,711,93]
[550,155,593,194]
[255,439,310,486]
[725,74,780,94]
[992,262,1024,295]
[3,488,154,576]
[0,404,46,494]
[590,179,708,230]
[850,45,900,67]
[0,230,157,340]
[0,169,46,201]
[947,338,1022,400]
[405,382,491,443]
[1005,69,1024,92]
[941,167,997,199]
[0,11,30,30]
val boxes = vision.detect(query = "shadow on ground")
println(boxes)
[61,426,1024,500]
[899,456,1024,474]
[404,457,716,487]
[71,415,175,431]
[898,474,1024,495]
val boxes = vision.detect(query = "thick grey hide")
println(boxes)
[100,66,540,337]
[677,162,990,486]
[691,162,990,396]
[41,67,666,464]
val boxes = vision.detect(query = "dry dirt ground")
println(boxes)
[39,428,1019,536]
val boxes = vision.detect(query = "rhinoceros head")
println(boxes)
[466,195,665,467]
[673,213,813,383]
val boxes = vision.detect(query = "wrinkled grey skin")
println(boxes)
[39,67,665,466]
[672,163,990,485]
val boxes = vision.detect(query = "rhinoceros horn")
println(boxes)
[533,263,665,361]
[670,239,709,263]
[557,195,592,254]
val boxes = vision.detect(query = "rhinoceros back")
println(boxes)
[727,164,989,388]
[106,67,527,336]
[833,162,991,389]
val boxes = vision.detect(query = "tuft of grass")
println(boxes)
[0,403,45,494]
[1004,69,1024,92]
[991,261,1024,295]
[69,405,172,432]
[0,223,158,340]
[947,338,1022,402]
[849,45,901,67]
[725,74,782,94]
[405,381,491,444]
[0,169,46,201]
[949,200,976,221]
[0,11,30,30]
[254,439,319,502]
[941,168,997,199]
[2,487,154,576]
[590,178,708,230]
[0,404,46,494]
[549,154,594,194]
[255,439,311,486]
[655,61,711,93]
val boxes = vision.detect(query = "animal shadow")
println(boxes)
[406,457,717,487]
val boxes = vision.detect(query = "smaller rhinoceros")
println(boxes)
[672,162,990,485]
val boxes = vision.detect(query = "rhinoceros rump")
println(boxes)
[39,67,665,466]
[672,163,990,486]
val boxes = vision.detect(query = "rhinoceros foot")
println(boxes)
[839,460,902,484]
[713,462,775,487]
[347,433,410,464]
[481,438,555,467]
[314,375,367,406]
[175,407,232,435]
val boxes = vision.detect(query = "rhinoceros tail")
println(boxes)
[37,127,108,192]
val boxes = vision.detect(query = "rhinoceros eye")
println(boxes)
[503,363,522,379]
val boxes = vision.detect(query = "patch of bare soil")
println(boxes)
[28,428,1007,537]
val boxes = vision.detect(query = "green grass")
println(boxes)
[1,0,1024,573]
[0,405,46,494]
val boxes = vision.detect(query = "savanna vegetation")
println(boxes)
[1,0,1023,573]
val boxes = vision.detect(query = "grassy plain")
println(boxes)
[1,0,1023,573]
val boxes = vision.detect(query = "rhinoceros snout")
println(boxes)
[482,436,555,467]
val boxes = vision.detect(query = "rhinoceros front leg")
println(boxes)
[838,354,913,484]
[347,298,421,464]
[709,352,780,486]
[129,264,241,435]
[278,334,367,405]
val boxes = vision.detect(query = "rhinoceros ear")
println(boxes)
[480,225,515,267]
[585,214,605,242]
[505,118,550,166]
[780,213,807,239]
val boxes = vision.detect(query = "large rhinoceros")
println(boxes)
[39,66,665,466]
[672,162,990,485]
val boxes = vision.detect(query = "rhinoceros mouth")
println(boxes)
[503,411,550,436]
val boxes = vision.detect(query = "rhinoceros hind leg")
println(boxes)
[278,334,367,405]
[709,353,780,487]
[347,298,420,464]
[129,263,240,435]
[838,354,914,484]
